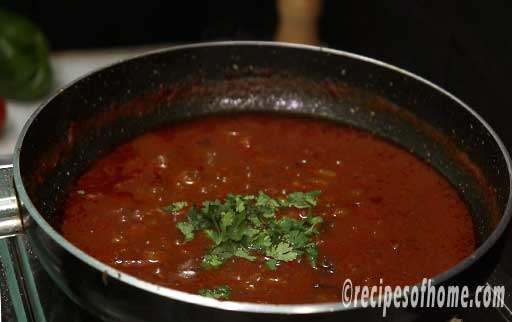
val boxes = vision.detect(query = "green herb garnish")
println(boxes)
[172,190,323,271]
[162,201,188,213]
[286,191,321,208]
[198,285,232,299]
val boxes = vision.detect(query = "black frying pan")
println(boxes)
[0,42,510,322]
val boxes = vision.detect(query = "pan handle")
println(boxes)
[0,164,23,238]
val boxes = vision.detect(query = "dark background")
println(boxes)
[3,0,512,146]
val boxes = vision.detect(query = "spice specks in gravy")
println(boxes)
[61,113,475,303]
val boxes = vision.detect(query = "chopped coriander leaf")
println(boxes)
[220,211,235,235]
[255,191,280,217]
[202,242,238,268]
[162,201,188,213]
[175,190,324,270]
[204,229,222,245]
[266,258,278,271]
[176,222,195,241]
[198,285,232,299]
[273,216,304,234]
[201,241,257,268]
[284,230,310,248]
[252,232,272,250]
[305,244,319,268]
[186,207,211,230]
[287,190,321,208]
[202,253,225,268]
[266,242,298,262]
[305,208,324,235]
[234,247,257,261]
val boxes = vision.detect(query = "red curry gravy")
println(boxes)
[61,113,475,303]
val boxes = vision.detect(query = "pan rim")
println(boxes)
[12,41,512,314]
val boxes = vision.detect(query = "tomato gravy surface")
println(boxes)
[61,113,475,303]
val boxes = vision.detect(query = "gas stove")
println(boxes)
[0,236,98,322]
[1,234,512,322]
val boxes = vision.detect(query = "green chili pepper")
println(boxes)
[0,9,53,100]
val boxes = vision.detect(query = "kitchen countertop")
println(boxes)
[0,45,170,159]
